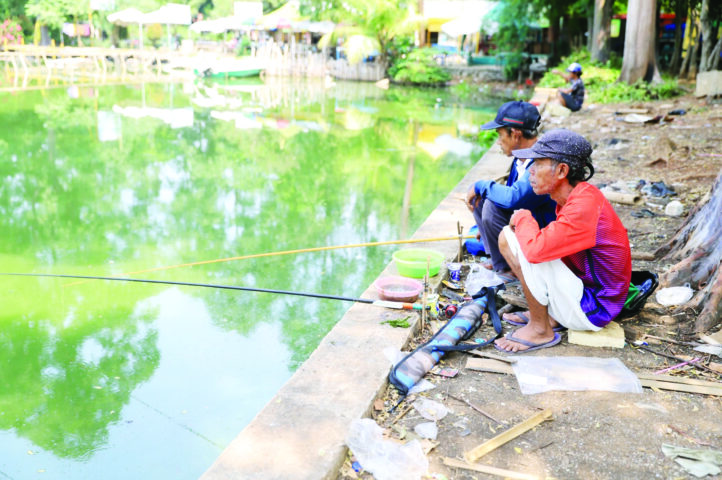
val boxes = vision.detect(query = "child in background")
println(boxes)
[553,62,585,112]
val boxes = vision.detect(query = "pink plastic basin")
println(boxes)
[373,276,424,303]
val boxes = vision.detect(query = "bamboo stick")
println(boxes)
[443,457,540,480]
[464,409,553,463]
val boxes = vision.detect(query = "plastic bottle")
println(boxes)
[638,279,653,295]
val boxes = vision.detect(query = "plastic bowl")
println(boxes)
[392,248,444,278]
[374,276,424,302]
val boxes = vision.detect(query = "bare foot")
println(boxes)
[494,324,556,353]
[502,310,563,330]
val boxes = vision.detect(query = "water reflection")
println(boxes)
[0,78,495,478]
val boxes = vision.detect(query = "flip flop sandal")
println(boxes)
[494,331,562,354]
[496,272,519,285]
[503,311,567,332]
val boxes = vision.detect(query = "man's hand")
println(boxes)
[465,185,482,212]
[509,209,531,232]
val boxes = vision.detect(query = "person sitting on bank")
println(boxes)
[465,101,557,280]
[494,129,631,353]
[553,62,585,112]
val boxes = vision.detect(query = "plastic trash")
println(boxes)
[447,262,461,282]
[665,200,684,216]
[412,397,449,421]
[656,285,694,306]
[465,225,486,255]
[638,278,654,295]
[641,181,676,197]
[346,419,428,480]
[511,356,643,394]
[465,264,503,295]
[414,421,438,440]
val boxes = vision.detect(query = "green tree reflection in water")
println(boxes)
[0,80,496,477]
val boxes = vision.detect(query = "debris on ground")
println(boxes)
[338,94,722,480]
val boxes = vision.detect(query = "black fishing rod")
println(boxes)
[0,272,426,310]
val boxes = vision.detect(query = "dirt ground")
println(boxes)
[338,94,722,480]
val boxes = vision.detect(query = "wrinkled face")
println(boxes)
[529,158,562,195]
[496,127,516,156]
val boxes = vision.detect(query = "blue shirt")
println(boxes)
[475,158,557,228]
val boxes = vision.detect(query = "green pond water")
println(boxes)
[0,78,496,479]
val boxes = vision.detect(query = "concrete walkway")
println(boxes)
[201,145,509,480]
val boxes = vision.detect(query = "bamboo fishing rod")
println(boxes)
[65,233,476,286]
[0,272,427,311]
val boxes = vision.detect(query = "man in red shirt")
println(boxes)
[494,129,632,353]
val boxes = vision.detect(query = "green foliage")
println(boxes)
[388,48,451,86]
[477,128,498,149]
[381,317,411,328]
[310,0,420,65]
[538,48,683,103]
[486,0,537,79]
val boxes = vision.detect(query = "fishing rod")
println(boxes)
[0,272,428,311]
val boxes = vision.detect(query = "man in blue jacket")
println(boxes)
[466,101,556,278]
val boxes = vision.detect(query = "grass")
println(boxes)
[537,49,684,104]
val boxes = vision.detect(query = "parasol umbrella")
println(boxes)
[107,7,147,48]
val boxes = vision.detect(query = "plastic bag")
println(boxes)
[511,356,642,395]
[412,397,448,421]
[414,422,438,440]
[465,264,503,295]
[656,285,694,306]
[346,419,428,480]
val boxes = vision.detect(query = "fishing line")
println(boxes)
[65,234,475,286]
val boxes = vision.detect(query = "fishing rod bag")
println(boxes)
[389,284,504,396]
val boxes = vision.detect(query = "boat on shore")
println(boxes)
[194,57,265,78]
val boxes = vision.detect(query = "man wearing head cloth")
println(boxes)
[466,101,556,279]
[494,129,631,353]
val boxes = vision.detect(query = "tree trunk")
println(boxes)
[591,0,614,63]
[669,0,686,74]
[618,0,663,84]
[678,8,697,78]
[548,14,560,64]
[417,0,425,47]
[698,0,712,71]
[710,34,722,70]
[687,32,701,79]
[655,170,722,333]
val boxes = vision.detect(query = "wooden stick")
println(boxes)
[457,221,463,262]
[631,251,656,261]
[464,409,553,463]
[447,393,502,424]
[639,379,722,395]
[602,190,642,205]
[443,457,540,480]
[637,373,722,387]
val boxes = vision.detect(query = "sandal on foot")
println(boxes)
[494,331,562,354]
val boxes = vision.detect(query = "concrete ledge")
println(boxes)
[201,145,509,480]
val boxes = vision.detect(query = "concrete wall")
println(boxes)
[201,144,509,480]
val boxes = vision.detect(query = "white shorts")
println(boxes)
[503,226,600,331]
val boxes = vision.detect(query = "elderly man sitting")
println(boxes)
[495,129,632,353]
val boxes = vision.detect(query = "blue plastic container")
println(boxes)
[465,225,486,255]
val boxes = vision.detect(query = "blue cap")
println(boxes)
[511,129,592,166]
[567,62,582,74]
[480,101,541,131]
